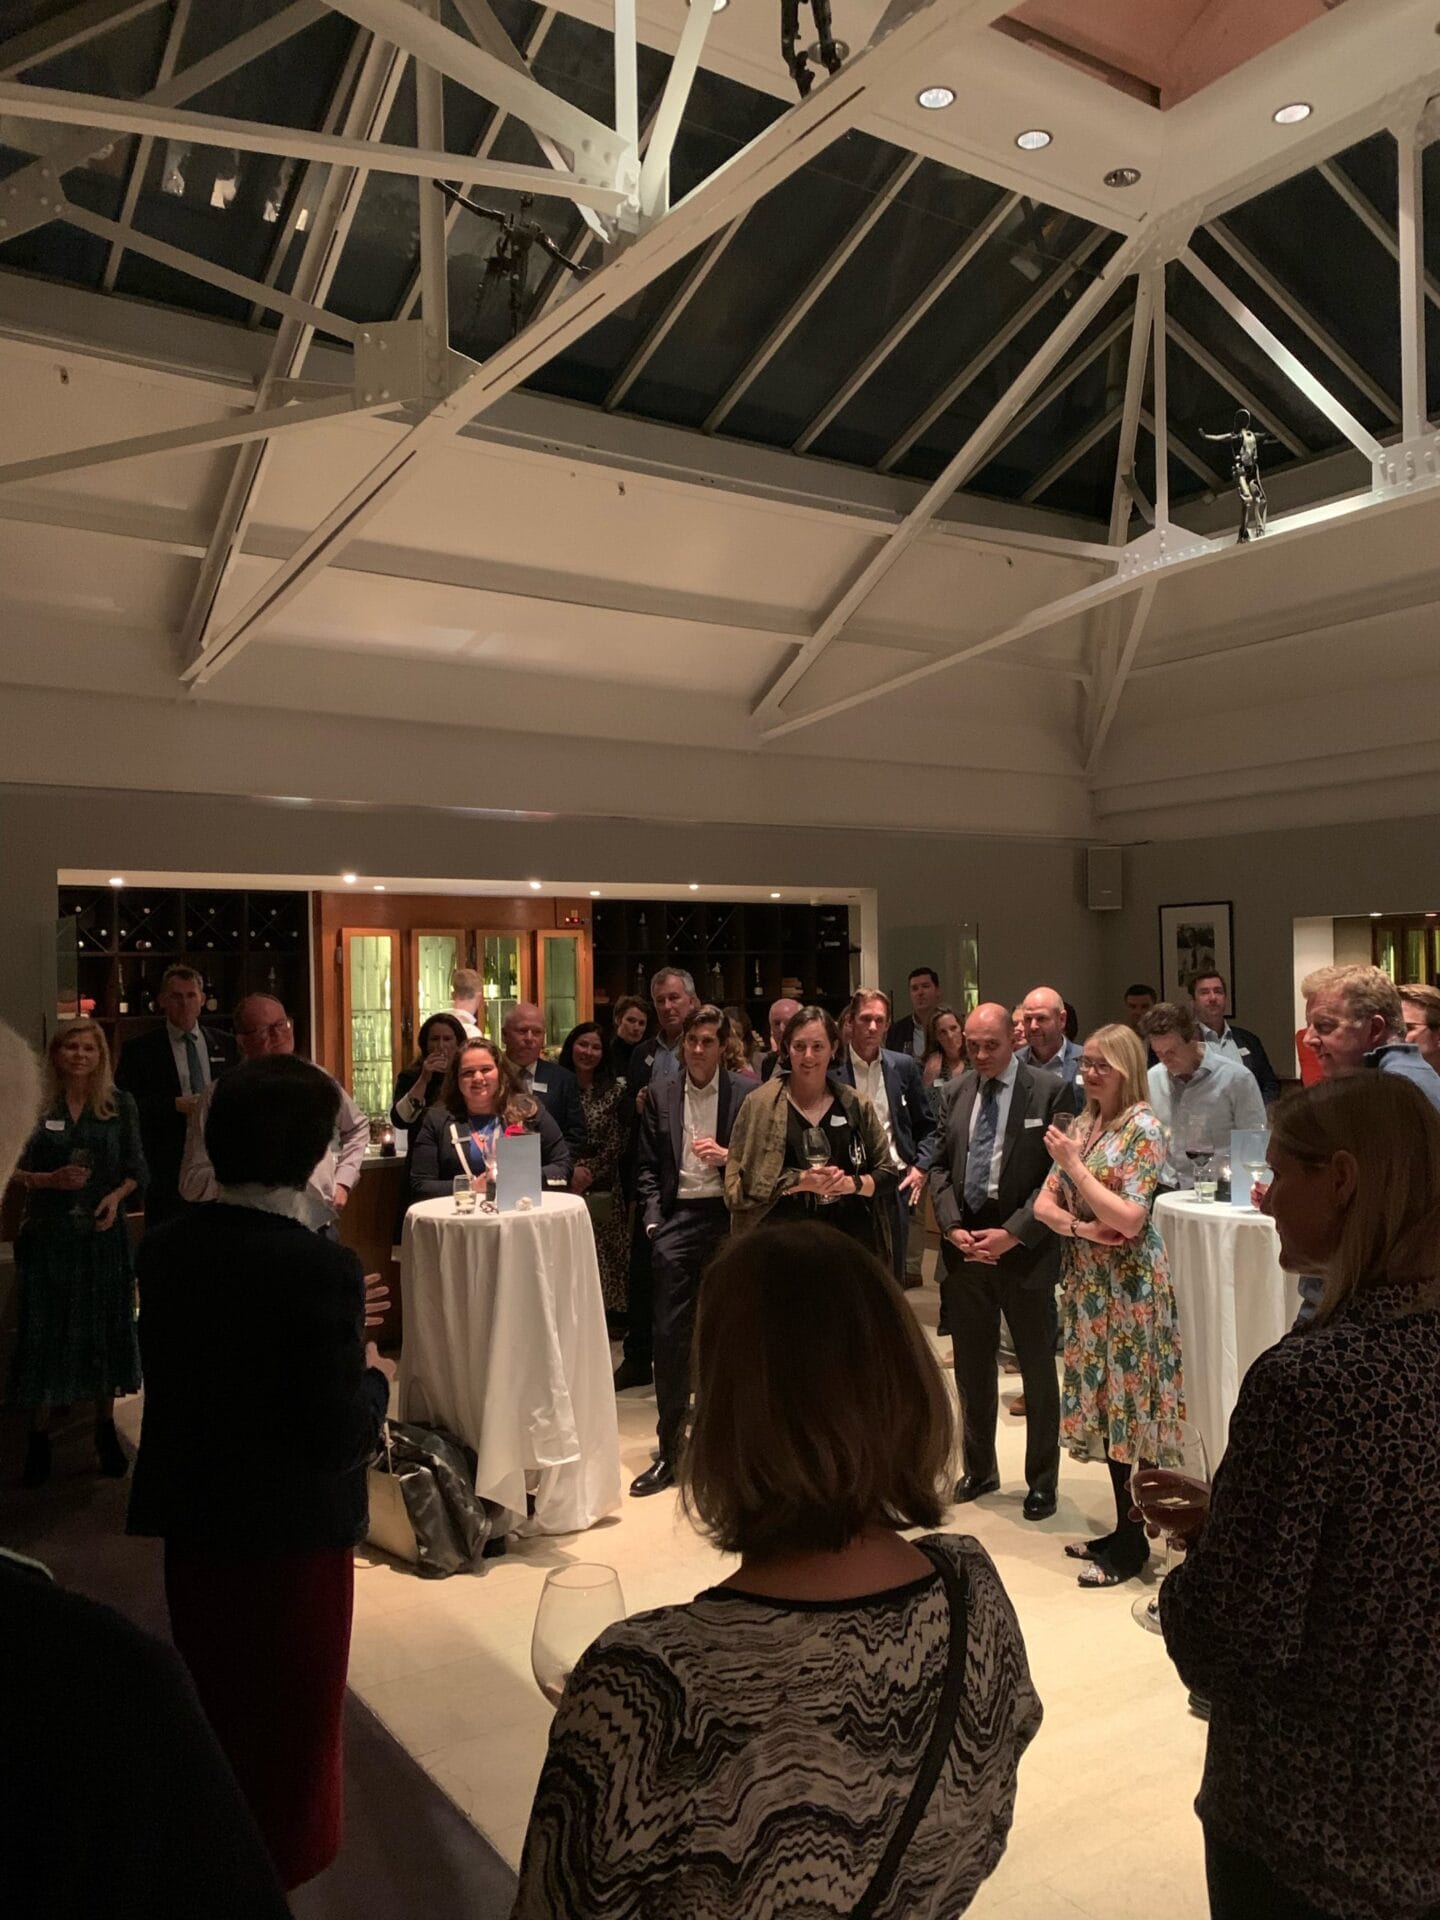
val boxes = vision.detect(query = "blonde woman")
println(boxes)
[9,1019,147,1488]
[1140,1074,1440,1920]
[1034,1023,1179,1588]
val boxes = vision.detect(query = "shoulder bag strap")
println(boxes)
[851,1543,970,1920]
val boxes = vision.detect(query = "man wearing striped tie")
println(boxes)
[117,966,233,1228]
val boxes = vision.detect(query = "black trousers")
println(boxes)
[1203,1831,1440,1920]
[622,1205,654,1369]
[941,1239,1059,1498]
[651,1201,730,1462]
[884,1187,911,1289]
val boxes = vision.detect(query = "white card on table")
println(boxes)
[496,1129,544,1211]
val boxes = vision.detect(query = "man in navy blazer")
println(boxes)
[836,988,934,1289]
[884,965,941,1062]
[501,1003,586,1151]
[632,1006,753,1497]
[929,1004,1077,1520]
[1016,985,1085,1098]
[116,965,232,1227]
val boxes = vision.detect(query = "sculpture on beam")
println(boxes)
[1199,407,1275,542]
[435,184,590,341]
[781,0,847,97]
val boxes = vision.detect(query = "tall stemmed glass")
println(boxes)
[802,1126,833,1205]
[531,1564,626,1707]
[1129,1418,1210,1634]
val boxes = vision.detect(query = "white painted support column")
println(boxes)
[1396,122,1428,441]
[414,0,450,348]
[1150,264,1170,527]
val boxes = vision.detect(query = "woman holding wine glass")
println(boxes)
[724,1005,893,1259]
[9,1019,147,1488]
[1033,1023,1182,1589]
[920,1004,967,1124]
[1139,1073,1440,1920]
[407,1038,569,1200]
[388,1011,467,1230]
[557,1021,629,1316]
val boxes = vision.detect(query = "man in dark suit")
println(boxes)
[501,1003,586,1151]
[835,987,934,1289]
[885,966,941,1061]
[759,995,801,1083]
[928,1002,1077,1521]
[1191,971,1281,1103]
[631,1005,753,1496]
[115,964,232,1227]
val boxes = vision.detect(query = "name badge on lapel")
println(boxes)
[532,1079,549,1094]
[1239,1047,1251,1058]
[828,1113,848,1128]
[1023,1117,1044,1129]
[45,1118,66,1131]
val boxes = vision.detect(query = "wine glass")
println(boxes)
[452,1174,477,1214]
[68,1147,94,1228]
[801,1125,833,1206]
[1129,1418,1211,1635]
[531,1564,626,1707]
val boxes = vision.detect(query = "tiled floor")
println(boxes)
[351,1273,1211,1917]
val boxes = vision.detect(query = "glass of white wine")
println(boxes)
[802,1125,833,1205]
[531,1564,626,1708]
[1128,1418,1211,1635]
[452,1174,478,1214]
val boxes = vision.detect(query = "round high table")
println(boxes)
[1154,1192,1304,1469]
[398,1193,621,1536]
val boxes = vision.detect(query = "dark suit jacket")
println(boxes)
[1216,1022,1281,1104]
[128,1205,388,1552]
[834,1046,934,1169]
[407,1103,572,1198]
[885,1014,926,1059]
[511,1058,587,1152]
[927,1062,1076,1286]
[636,1069,753,1232]
[116,1022,232,1221]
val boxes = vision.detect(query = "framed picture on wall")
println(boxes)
[1158,901,1234,1006]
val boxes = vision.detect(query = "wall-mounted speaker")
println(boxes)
[1086,846,1123,912]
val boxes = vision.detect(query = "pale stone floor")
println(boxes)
[351,1264,1211,1918]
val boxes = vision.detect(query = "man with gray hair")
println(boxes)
[760,996,801,1082]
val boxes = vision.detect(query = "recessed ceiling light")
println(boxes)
[1015,128,1052,151]
[342,871,357,884]
[770,891,782,899]
[528,880,542,891]
[589,889,601,898]
[108,876,125,888]
[688,882,700,891]
[1104,166,1142,188]
[1273,102,1312,125]
[917,85,954,110]
[373,884,386,892]
[1370,911,1383,918]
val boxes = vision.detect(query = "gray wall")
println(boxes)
[0,786,1106,1048]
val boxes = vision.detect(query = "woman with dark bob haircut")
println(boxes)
[511,1222,1040,1919]
[128,1056,392,1891]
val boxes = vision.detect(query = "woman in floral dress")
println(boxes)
[559,1023,630,1317]
[1035,1022,1182,1589]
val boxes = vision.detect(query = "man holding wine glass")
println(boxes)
[1140,1002,1265,1189]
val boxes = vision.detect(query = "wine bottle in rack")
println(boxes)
[751,958,762,997]
[116,962,129,1015]
[708,958,724,1002]
[265,964,279,996]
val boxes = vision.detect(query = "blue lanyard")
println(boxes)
[465,1119,498,1171]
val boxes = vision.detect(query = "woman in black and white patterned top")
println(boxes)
[1140,1073,1440,1920]
[511,1222,1041,1919]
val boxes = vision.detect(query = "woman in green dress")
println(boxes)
[10,1019,147,1488]
[1035,1022,1182,1589]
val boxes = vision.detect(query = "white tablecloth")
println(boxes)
[1155,1192,1304,1469]
[398,1194,620,1535]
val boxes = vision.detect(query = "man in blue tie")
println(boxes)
[116,966,232,1228]
[928,1003,1076,1520]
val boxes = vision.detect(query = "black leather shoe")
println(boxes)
[612,1359,653,1391]
[1022,1489,1057,1521]
[952,1473,1001,1504]
[629,1459,675,1497]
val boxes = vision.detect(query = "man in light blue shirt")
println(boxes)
[1141,1002,1265,1186]
[1017,985,1084,1095]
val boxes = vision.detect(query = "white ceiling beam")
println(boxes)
[0,78,625,213]
[1150,263,1169,529]
[793,189,1020,456]
[704,153,921,435]
[529,92,663,321]
[178,0,1001,687]
[99,0,192,295]
[1396,121,1428,442]
[0,393,394,488]
[61,202,366,342]
[1085,580,1155,776]
[0,0,165,78]
[1182,246,1385,466]
[613,0,638,154]
[1166,317,1307,460]
[1020,401,1121,505]
[1138,408,1221,491]
[880,225,1111,472]
[1108,276,1152,544]
[413,0,450,346]
[394,8,558,321]
[637,0,714,220]
[984,305,1133,469]
[181,31,410,668]
[322,0,617,161]
[1204,220,1398,428]
[1317,158,1440,316]
[603,219,742,410]
[753,232,1145,728]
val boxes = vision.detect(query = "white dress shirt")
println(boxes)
[451,1006,483,1039]
[167,1020,212,1095]
[180,1072,371,1214]
[677,1072,723,1200]
[848,1047,903,1171]
[967,1057,1018,1201]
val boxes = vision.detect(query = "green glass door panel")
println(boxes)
[348,933,394,1121]
[417,934,459,1021]
[481,934,523,1042]
[542,933,580,1049]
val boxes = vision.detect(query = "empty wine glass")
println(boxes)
[531,1564,626,1708]
[1129,1418,1211,1635]
[802,1125,833,1205]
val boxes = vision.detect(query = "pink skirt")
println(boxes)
[165,1544,354,1891]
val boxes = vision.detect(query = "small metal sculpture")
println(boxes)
[434,183,591,341]
[781,0,847,97]
[1199,407,1275,542]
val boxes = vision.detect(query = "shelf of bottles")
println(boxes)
[347,934,396,1121]
[590,900,857,1030]
[1373,916,1440,986]
[481,933,524,1040]
[56,887,310,1053]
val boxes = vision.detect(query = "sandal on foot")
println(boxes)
[1063,1536,1115,1562]
[1076,1561,1125,1588]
